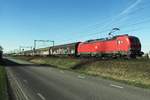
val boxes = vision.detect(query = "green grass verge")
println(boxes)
[0,66,8,100]
[13,56,150,89]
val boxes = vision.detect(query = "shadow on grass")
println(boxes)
[71,58,100,69]
[0,58,51,67]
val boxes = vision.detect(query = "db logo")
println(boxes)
[95,46,98,49]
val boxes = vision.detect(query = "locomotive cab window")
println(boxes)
[129,37,140,44]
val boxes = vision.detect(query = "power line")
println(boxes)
[66,1,149,37]
[52,1,150,44]
[120,26,150,34]
[105,1,150,30]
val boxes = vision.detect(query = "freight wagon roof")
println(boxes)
[37,47,50,51]
[49,42,80,48]
[23,47,50,53]
[22,42,80,53]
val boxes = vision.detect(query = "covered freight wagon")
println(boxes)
[49,42,80,56]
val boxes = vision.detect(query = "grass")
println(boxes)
[13,56,150,89]
[77,59,150,88]
[0,66,8,100]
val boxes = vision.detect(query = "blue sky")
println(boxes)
[0,0,150,53]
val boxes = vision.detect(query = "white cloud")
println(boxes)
[102,0,142,31]
[119,0,142,16]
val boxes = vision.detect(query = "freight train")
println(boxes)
[22,34,143,58]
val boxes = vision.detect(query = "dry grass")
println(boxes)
[31,57,80,69]
[13,56,150,88]
[78,59,150,88]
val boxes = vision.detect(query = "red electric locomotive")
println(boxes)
[77,34,143,58]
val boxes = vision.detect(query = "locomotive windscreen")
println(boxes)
[129,37,140,45]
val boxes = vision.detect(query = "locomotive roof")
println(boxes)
[84,34,128,43]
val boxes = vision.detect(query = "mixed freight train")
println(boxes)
[23,34,143,58]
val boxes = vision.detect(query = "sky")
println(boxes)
[0,0,150,53]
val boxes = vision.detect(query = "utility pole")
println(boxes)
[33,40,55,53]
